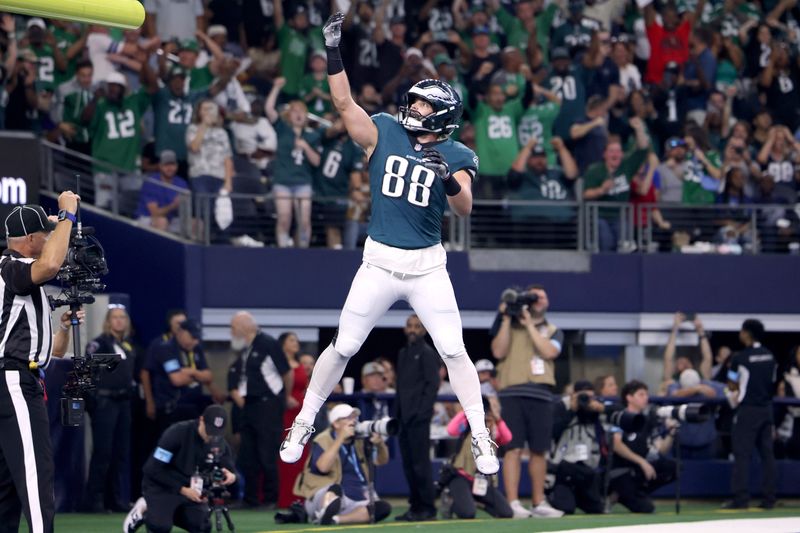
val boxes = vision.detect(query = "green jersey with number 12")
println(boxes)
[89,89,149,172]
[367,113,477,249]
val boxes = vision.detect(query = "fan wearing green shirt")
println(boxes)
[266,77,323,248]
[582,117,650,251]
[274,0,324,99]
[507,136,579,236]
[81,72,150,210]
[300,51,332,115]
[488,0,559,62]
[143,58,236,183]
[313,117,364,249]
[50,20,88,87]
[518,85,562,167]
[23,18,67,86]
[472,83,531,198]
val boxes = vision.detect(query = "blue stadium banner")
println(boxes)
[0,132,40,225]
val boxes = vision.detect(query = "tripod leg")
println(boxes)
[222,508,235,532]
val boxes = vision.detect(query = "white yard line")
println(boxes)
[557,517,800,533]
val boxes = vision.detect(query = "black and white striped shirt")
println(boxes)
[0,250,53,367]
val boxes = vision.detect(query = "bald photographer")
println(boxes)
[0,193,82,533]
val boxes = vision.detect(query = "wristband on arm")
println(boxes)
[443,174,462,196]
[326,46,344,75]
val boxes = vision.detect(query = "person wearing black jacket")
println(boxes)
[138,405,236,533]
[228,311,291,508]
[395,314,440,522]
[723,319,777,509]
[81,304,137,513]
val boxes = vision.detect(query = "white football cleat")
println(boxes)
[123,497,147,533]
[510,499,532,519]
[280,421,316,463]
[531,499,564,518]
[471,431,499,475]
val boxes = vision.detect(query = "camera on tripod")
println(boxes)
[47,210,119,426]
[202,443,236,533]
[500,288,539,318]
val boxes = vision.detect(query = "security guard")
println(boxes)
[147,319,215,437]
[0,194,80,533]
[137,405,237,533]
[228,311,291,508]
[395,314,440,521]
[724,319,777,509]
[81,304,137,512]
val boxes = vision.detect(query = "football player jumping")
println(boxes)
[279,12,499,476]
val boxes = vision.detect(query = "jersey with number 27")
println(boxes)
[368,113,478,249]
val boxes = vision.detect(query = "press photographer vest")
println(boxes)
[496,322,558,390]
[292,428,388,499]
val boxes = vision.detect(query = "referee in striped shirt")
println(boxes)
[0,192,81,533]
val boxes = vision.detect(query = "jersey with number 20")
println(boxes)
[368,113,478,250]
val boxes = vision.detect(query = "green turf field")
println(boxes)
[49,500,800,533]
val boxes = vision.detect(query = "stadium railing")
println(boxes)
[39,141,800,253]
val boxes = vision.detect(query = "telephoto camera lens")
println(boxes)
[654,403,710,423]
[354,417,399,438]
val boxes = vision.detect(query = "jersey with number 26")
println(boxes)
[368,113,478,249]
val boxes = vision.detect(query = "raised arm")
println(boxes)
[323,13,378,156]
[552,137,578,179]
[265,77,284,123]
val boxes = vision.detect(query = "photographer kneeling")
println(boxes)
[293,405,392,525]
[609,381,676,513]
[132,405,236,533]
[548,381,606,515]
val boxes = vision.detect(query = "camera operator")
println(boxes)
[80,304,137,513]
[293,405,392,525]
[723,319,777,510]
[548,380,606,515]
[490,284,564,518]
[609,380,676,514]
[0,194,81,533]
[132,405,236,533]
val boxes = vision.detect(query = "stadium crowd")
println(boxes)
[2,0,800,250]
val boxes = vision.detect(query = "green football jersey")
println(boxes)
[273,118,323,186]
[367,113,478,249]
[583,148,648,217]
[548,64,591,139]
[188,66,214,92]
[495,3,558,61]
[299,73,332,115]
[473,98,524,176]
[51,26,78,86]
[509,168,575,221]
[89,89,150,172]
[278,24,323,97]
[314,136,363,199]
[152,87,201,161]
[518,101,561,167]
[31,45,57,86]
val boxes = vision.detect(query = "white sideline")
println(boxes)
[556,517,800,533]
